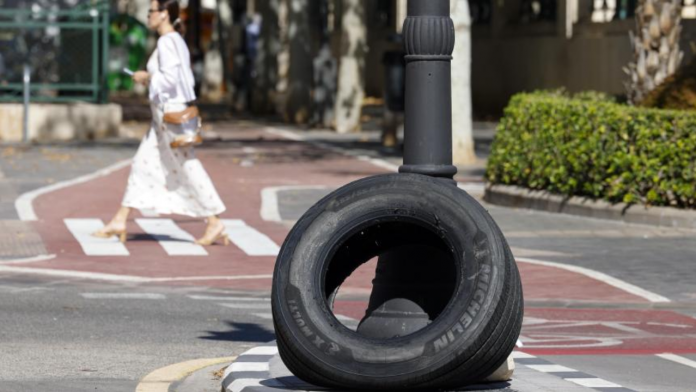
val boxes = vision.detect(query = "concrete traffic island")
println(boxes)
[221,343,516,392]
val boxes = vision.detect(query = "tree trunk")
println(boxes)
[334,0,367,134]
[451,0,476,165]
[285,0,314,124]
[626,0,684,104]
[252,0,281,114]
[310,0,337,128]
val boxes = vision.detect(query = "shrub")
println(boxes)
[486,91,696,208]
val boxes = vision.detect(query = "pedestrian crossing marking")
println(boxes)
[136,219,208,256]
[64,218,280,257]
[223,220,281,256]
[64,219,130,256]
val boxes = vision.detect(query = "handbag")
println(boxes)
[160,39,202,149]
[163,104,202,148]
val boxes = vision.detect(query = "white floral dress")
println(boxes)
[121,33,226,218]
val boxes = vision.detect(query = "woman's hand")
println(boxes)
[133,71,150,86]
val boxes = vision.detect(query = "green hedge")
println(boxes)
[486,91,696,208]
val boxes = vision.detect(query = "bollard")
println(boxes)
[271,0,523,390]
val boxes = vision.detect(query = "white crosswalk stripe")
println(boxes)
[223,220,280,256]
[64,219,130,256]
[66,218,281,257]
[136,219,208,256]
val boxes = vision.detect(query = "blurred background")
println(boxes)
[2,0,696,152]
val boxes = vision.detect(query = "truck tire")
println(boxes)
[272,173,523,390]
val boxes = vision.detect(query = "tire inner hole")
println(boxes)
[324,220,457,339]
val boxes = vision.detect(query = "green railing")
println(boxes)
[0,1,110,103]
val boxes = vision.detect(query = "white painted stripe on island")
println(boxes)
[565,378,623,388]
[223,220,280,256]
[0,254,56,265]
[64,219,130,256]
[656,353,696,369]
[517,257,671,303]
[81,293,166,300]
[189,295,270,302]
[227,379,265,392]
[16,159,132,221]
[253,313,273,320]
[260,186,330,222]
[241,346,279,356]
[136,219,208,256]
[219,303,272,310]
[526,365,577,373]
[230,362,270,372]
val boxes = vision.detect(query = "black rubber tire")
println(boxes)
[272,174,523,390]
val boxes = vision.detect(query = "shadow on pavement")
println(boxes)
[200,321,275,343]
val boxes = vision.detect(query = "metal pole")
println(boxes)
[102,3,110,103]
[22,64,30,143]
[357,0,458,340]
[399,0,457,179]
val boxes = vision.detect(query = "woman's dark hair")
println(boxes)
[157,0,185,34]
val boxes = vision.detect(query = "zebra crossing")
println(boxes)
[64,218,280,257]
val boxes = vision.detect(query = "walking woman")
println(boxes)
[94,0,228,246]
